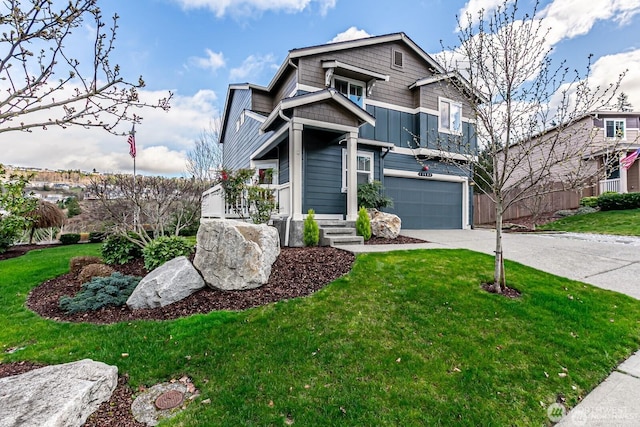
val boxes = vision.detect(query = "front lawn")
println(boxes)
[538,208,640,235]
[2,245,640,425]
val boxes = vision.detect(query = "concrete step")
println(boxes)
[324,235,364,246]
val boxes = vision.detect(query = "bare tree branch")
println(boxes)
[0,0,172,135]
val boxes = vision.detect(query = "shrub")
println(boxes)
[597,192,640,211]
[89,231,106,243]
[576,206,598,215]
[59,233,81,245]
[78,263,115,285]
[0,216,24,254]
[357,181,393,210]
[69,256,103,277]
[303,209,319,247]
[101,234,142,265]
[142,236,194,270]
[58,272,140,314]
[356,207,372,240]
[579,196,599,208]
[247,186,277,224]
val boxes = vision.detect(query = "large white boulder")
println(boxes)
[369,209,402,239]
[126,256,206,310]
[0,359,117,427]
[194,219,280,290]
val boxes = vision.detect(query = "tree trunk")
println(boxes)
[493,198,506,293]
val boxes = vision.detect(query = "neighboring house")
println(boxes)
[503,111,640,196]
[203,32,479,246]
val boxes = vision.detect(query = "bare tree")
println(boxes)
[186,117,223,181]
[88,174,208,247]
[0,0,171,134]
[416,0,624,292]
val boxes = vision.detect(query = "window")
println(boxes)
[605,119,626,139]
[392,49,404,69]
[439,97,462,134]
[334,77,365,107]
[253,161,277,185]
[342,149,373,192]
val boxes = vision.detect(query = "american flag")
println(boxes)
[621,148,640,170]
[127,124,136,158]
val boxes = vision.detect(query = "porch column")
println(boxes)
[620,151,628,193]
[346,130,359,221]
[291,121,304,220]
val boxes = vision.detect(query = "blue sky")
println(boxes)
[3,0,640,175]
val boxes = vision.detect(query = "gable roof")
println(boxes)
[260,88,376,133]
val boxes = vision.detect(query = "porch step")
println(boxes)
[318,221,363,246]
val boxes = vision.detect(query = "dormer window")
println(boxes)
[605,118,625,139]
[335,77,365,108]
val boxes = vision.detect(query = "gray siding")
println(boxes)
[279,141,289,184]
[252,91,272,114]
[274,69,297,103]
[297,41,437,109]
[222,88,272,170]
[293,102,360,128]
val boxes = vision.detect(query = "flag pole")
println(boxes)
[128,124,139,229]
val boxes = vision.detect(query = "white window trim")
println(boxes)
[333,76,366,108]
[341,149,374,193]
[604,118,626,140]
[438,97,463,135]
[251,160,278,186]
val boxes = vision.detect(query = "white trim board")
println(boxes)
[384,168,468,183]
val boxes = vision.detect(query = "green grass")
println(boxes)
[2,245,640,425]
[538,208,640,235]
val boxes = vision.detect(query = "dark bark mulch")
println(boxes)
[0,243,61,261]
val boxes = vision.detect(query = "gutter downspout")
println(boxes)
[279,109,293,246]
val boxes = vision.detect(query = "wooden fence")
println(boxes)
[473,185,597,225]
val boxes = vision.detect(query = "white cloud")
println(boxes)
[328,27,371,44]
[588,48,640,109]
[0,89,220,176]
[457,0,512,28]
[172,0,336,17]
[188,49,226,71]
[229,53,277,81]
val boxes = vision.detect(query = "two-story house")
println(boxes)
[204,33,479,246]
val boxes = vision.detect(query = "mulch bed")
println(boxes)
[0,236,426,427]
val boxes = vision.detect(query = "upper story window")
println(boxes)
[392,49,404,70]
[335,77,365,108]
[439,97,462,134]
[605,118,626,139]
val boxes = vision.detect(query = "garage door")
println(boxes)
[383,177,463,229]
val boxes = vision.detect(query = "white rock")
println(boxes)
[369,210,402,239]
[127,256,205,310]
[193,219,280,290]
[0,359,117,427]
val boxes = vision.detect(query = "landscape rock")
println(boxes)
[126,256,205,310]
[369,210,402,239]
[131,377,198,426]
[194,219,280,290]
[0,359,117,427]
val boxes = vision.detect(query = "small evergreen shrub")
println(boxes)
[579,196,599,208]
[78,263,115,285]
[89,231,107,243]
[356,207,372,240]
[303,209,320,247]
[357,181,393,210]
[142,236,194,270]
[59,233,81,245]
[69,256,103,277]
[101,234,142,265]
[58,272,140,314]
[597,192,640,211]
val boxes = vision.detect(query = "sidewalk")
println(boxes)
[340,229,640,425]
